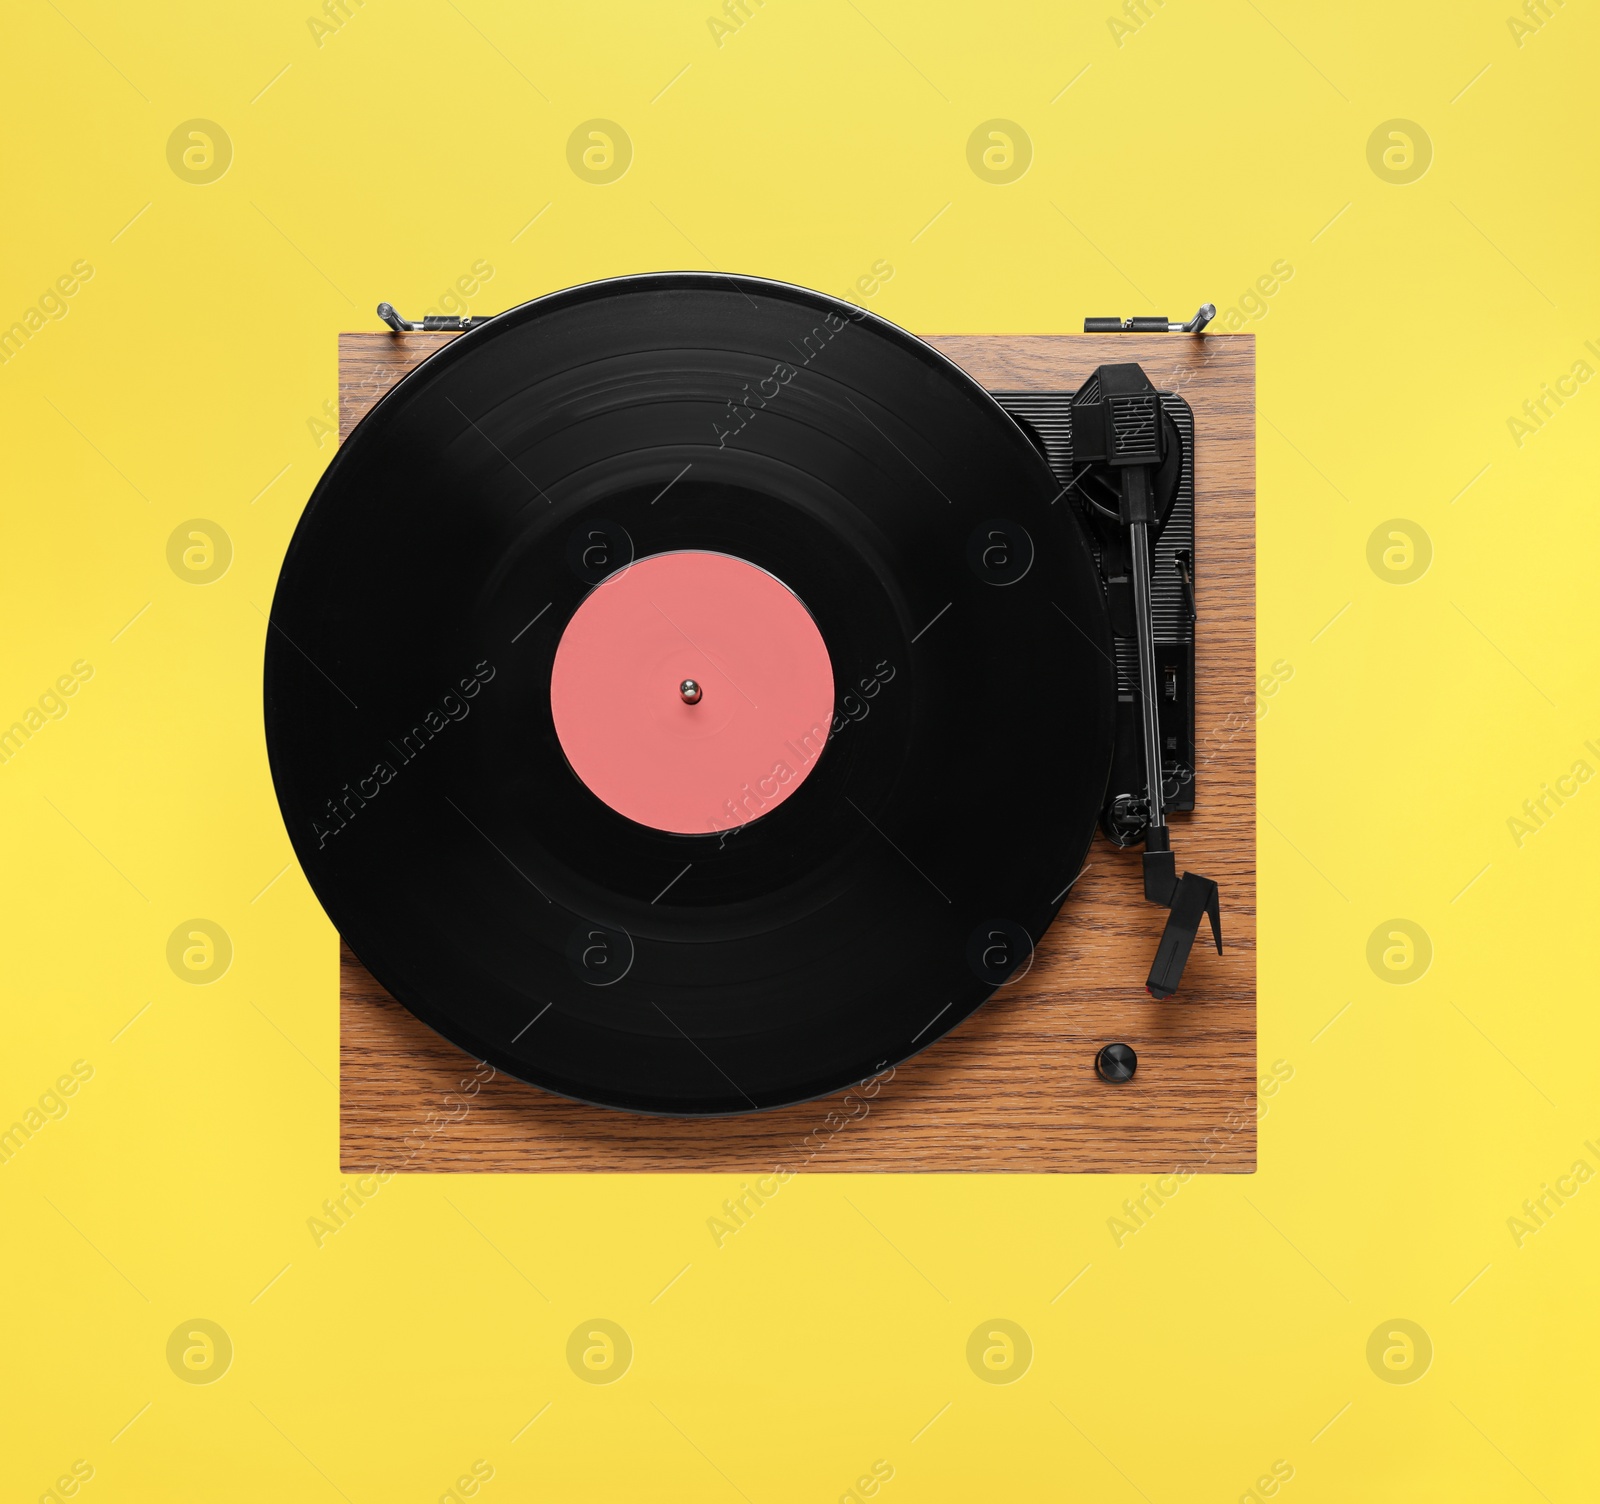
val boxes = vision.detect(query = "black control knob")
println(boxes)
[1095,1042,1137,1083]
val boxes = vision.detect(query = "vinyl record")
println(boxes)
[264,273,1115,1113]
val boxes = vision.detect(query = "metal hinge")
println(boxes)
[1084,303,1215,334]
[375,301,494,333]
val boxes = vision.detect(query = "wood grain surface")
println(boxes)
[335,330,1256,1173]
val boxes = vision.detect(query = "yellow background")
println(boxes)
[3,0,1597,1498]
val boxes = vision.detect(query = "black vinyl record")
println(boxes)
[264,273,1114,1114]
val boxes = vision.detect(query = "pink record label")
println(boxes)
[550,550,836,835]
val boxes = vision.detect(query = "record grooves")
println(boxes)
[267,275,1117,1114]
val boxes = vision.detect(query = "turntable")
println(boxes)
[264,275,1257,1172]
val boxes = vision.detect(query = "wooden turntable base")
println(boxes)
[334,329,1256,1173]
